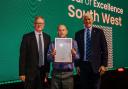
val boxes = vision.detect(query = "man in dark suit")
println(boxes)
[75,13,108,89]
[19,16,51,89]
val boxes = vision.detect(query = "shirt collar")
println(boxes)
[84,26,92,31]
[34,30,42,35]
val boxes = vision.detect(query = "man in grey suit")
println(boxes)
[19,16,51,89]
[75,13,108,89]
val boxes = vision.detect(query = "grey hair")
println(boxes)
[83,13,93,20]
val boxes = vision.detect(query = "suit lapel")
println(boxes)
[80,30,85,56]
[42,32,46,50]
[30,32,38,53]
[91,27,96,42]
[81,29,85,46]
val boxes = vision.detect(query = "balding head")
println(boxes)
[57,24,68,38]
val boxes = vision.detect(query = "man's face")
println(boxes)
[84,16,93,28]
[58,25,68,38]
[34,18,45,32]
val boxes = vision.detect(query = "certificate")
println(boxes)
[55,38,72,63]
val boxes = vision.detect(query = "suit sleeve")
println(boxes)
[19,35,27,76]
[75,32,81,67]
[45,34,51,73]
[100,30,108,67]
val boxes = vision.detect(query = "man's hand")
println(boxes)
[44,77,48,83]
[51,48,56,59]
[71,48,76,57]
[99,66,107,76]
[76,67,80,76]
[19,75,26,82]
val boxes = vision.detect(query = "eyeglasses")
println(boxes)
[35,23,44,25]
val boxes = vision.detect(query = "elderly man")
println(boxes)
[75,13,108,89]
[47,24,79,89]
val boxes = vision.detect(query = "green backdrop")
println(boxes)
[0,0,128,82]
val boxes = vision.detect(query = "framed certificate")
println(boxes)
[55,38,72,63]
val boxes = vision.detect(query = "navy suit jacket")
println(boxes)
[19,31,51,78]
[75,27,108,73]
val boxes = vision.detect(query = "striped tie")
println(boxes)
[86,29,91,60]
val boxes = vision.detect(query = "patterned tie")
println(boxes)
[38,34,44,67]
[86,29,91,60]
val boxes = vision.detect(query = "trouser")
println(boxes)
[24,66,46,89]
[51,71,74,89]
[80,61,101,89]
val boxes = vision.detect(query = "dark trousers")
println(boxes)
[80,62,101,89]
[24,66,46,89]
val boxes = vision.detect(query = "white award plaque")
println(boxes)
[55,38,72,63]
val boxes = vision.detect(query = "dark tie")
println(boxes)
[38,34,44,67]
[86,29,91,60]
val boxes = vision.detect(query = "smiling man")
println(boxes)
[75,13,108,89]
[19,16,51,89]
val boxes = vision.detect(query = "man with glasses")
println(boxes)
[19,16,51,89]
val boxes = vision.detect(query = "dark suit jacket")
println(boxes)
[19,31,51,78]
[75,27,108,73]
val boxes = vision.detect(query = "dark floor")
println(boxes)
[0,69,128,89]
